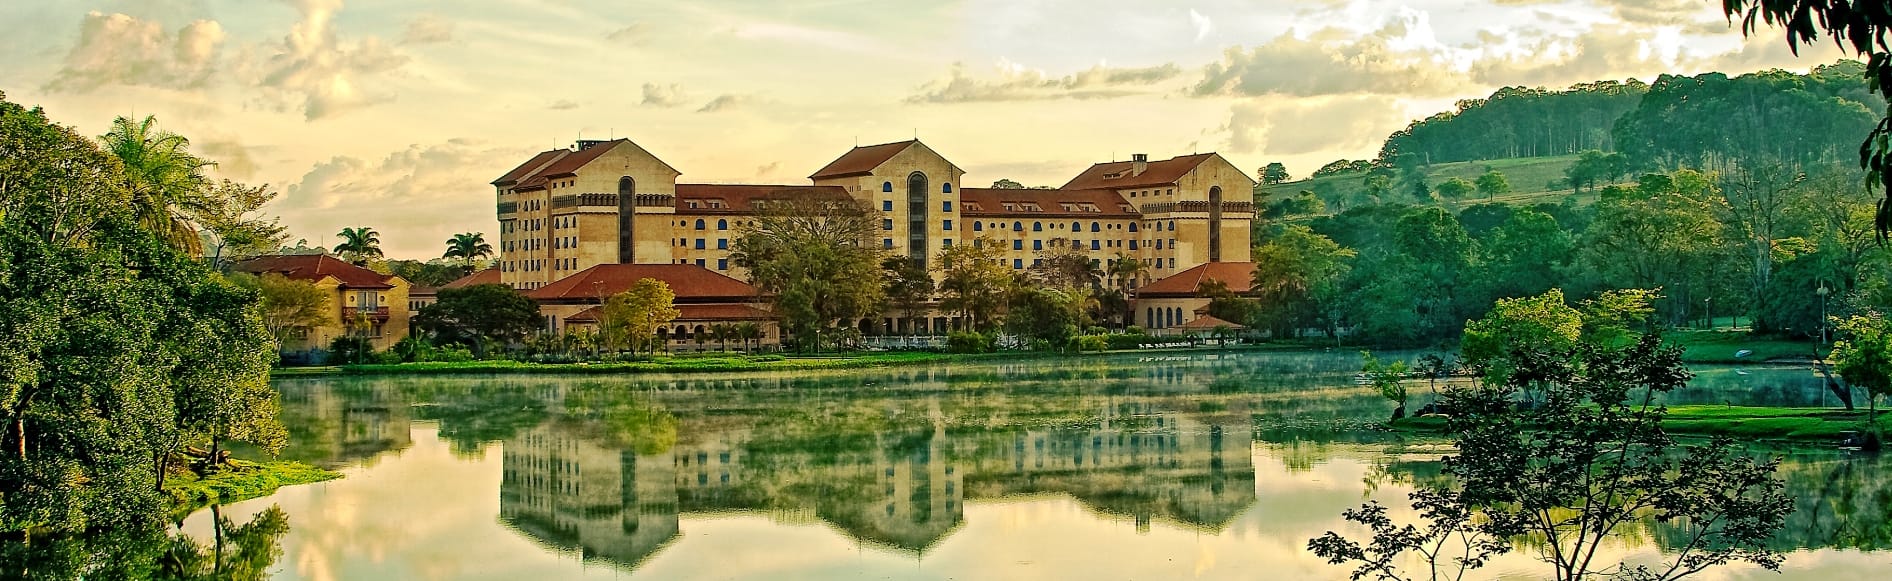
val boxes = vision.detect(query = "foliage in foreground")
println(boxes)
[1311,335,1791,581]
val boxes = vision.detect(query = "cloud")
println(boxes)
[754,161,781,178]
[401,14,454,45]
[908,60,1184,103]
[696,94,752,113]
[241,0,408,120]
[45,11,225,93]
[1192,21,1465,98]
[281,138,531,257]
[604,23,645,45]
[198,139,261,179]
[641,83,687,107]
[548,99,579,110]
[1224,97,1413,156]
[1189,9,1213,43]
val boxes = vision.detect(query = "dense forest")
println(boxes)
[1371,61,1878,170]
[1241,61,1892,347]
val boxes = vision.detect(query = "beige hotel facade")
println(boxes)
[492,138,1259,333]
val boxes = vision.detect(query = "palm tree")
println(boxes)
[442,232,493,272]
[1107,252,1150,329]
[736,321,762,352]
[335,227,384,265]
[101,115,215,254]
[710,323,734,352]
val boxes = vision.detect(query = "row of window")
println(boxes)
[672,258,731,270]
[883,181,953,194]
[689,219,730,231]
[675,238,729,250]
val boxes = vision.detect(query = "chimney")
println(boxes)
[1131,153,1149,176]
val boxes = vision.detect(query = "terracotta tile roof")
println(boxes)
[441,267,501,289]
[809,140,915,179]
[1174,315,1248,330]
[675,184,852,214]
[525,264,759,302]
[565,303,772,323]
[1060,153,1217,191]
[536,139,625,179]
[232,254,400,290]
[492,150,568,186]
[1137,261,1257,297]
[958,188,1137,217]
[410,285,438,297]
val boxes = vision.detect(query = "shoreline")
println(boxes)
[1389,405,1890,444]
[165,460,342,519]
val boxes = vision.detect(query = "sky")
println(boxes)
[0,0,1852,259]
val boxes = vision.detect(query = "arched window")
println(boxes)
[882,181,893,192]
[1013,221,1022,231]
[1091,222,1101,232]
[1032,222,1042,232]
[907,172,929,268]
[1168,220,1176,230]
[1071,221,1081,231]
[973,222,983,232]
[1130,223,1139,232]
[1208,185,1224,262]
[942,183,953,193]
[1146,307,1154,327]
[717,219,728,230]
[695,219,706,230]
[617,177,635,263]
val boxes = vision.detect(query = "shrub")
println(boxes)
[326,336,375,365]
[1074,335,1109,352]
[429,344,477,363]
[947,331,994,354]
[1106,334,1149,350]
[1125,325,1147,336]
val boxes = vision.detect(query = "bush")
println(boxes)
[1125,325,1147,336]
[327,336,375,365]
[1073,335,1109,352]
[746,354,785,362]
[947,331,994,354]
[429,344,477,363]
[1085,326,1109,336]
[1106,334,1150,350]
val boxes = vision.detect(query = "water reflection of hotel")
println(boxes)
[495,402,1255,572]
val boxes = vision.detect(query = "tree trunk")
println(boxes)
[1814,361,1855,410]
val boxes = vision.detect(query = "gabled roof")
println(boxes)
[1137,261,1257,297]
[1061,153,1218,191]
[958,188,1138,218]
[675,184,853,214]
[492,150,569,186]
[442,267,501,289]
[809,140,916,179]
[232,254,401,290]
[1175,315,1248,330]
[538,139,627,179]
[525,264,759,302]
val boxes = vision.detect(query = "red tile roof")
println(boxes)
[1061,153,1217,191]
[958,188,1137,218]
[536,139,626,179]
[809,140,915,179]
[1137,261,1257,297]
[232,254,400,290]
[1174,315,1248,330]
[565,303,772,323]
[492,150,568,186]
[442,267,501,289]
[675,184,853,214]
[525,264,759,302]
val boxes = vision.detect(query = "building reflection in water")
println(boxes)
[492,390,1257,572]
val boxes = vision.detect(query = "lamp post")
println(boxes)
[1704,297,1712,330]
[1817,282,1830,345]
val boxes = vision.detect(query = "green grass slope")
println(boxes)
[1262,154,1585,209]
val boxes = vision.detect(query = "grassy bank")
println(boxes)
[1392,405,1890,443]
[272,344,1299,378]
[1664,330,1820,364]
[166,460,341,517]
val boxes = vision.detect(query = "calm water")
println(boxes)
[85,353,1892,578]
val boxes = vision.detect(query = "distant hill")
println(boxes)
[1260,155,1583,215]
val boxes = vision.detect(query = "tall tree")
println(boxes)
[99,115,215,254]
[601,278,680,357]
[441,232,494,272]
[1474,169,1511,201]
[729,196,884,351]
[881,256,934,337]
[1252,225,1355,339]
[937,238,1014,332]
[226,272,331,346]
[334,226,383,265]
[199,180,287,268]
[990,179,1025,189]
[1260,162,1291,185]
[1435,177,1474,201]
[413,284,540,356]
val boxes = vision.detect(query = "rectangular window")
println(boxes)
[1091,240,1100,250]
[1013,259,1023,269]
[1013,240,1023,250]
[883,200,893,211]
[718,258,728,270]
[1130,240,1138,250]
[718,239,728,249]
[1169,258,1176,269]
[942,201,953,212]
[885,238,894,248]
[942,239,953,248]
[695,239,706,250]
[883,219,894,230]
[942,219,953,231]
[1033,240,1043,250]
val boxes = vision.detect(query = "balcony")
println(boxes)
[347,306,392,323]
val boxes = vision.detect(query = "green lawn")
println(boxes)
[1392,405,1888,443]
[166,460,341,518]
[1663,329,1820,363]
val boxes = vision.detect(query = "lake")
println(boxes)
[134,352,1892,578]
